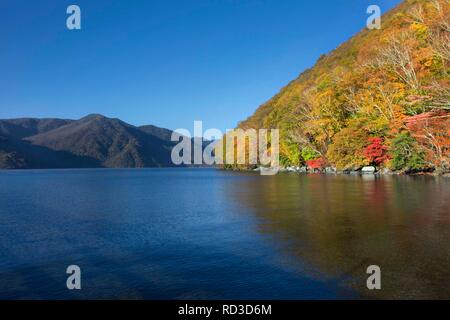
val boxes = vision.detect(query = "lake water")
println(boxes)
[0,168,449,299]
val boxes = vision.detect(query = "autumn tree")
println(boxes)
[389,132,426,171]
[405,110,450,172]
[306,157,327,170]
[326,123,369,170]
[363,137,389,166]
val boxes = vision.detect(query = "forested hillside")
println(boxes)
[0,115,176,169]
[236,0,449,173]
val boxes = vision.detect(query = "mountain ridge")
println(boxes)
[0,114,180,169]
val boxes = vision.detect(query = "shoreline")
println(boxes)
[1,165,448,178]
[242,166,450,177]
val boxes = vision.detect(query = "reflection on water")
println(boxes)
[0,168,448,299]
[224,173,450,299]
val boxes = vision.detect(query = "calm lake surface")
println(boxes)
[0,168,449,299]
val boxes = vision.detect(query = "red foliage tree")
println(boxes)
[363,137,388,166]
[306,157,327,170]
[405,110,450,171]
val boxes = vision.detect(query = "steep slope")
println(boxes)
[26,114,175,168]
[236,0,449,172]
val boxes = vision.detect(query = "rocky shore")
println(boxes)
[252,166,449,177]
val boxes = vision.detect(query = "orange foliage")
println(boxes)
[405,110,450,170]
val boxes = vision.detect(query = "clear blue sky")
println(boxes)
[0,0,401,132]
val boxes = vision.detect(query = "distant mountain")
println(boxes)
[0,118,73,139]
[0,114,184,169]
[139,125,174,142]
[0,135,98,169]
